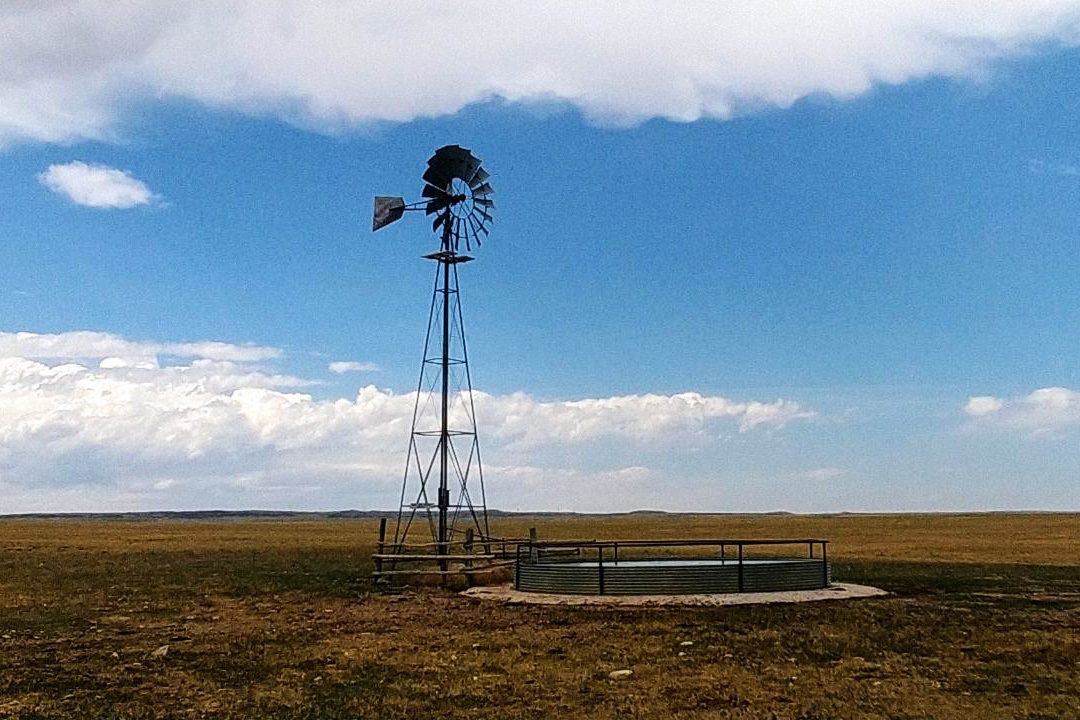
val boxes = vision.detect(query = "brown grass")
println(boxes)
[0,513,1078,719]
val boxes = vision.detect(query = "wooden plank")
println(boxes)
[371,553,496,560]
[371,569,464,577]
[462,561,514,572]
[372,561,515,578]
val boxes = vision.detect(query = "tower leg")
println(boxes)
[438,252,450,572]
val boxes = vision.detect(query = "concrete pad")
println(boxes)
[462,582,887,607]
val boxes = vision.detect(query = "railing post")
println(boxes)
[808,541,813,559]
[529,527,538,562]
[515,543,521,589]
[720,543,726,563]
[614,543,619,564]
[598,546,605,595]
[737,543,744,592]
[821,541,829,587]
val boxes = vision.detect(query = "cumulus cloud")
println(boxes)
[0,330,281,364]
[2,3,1080,144]
[0,330,813,512]
[964,395,1004,417]
[38,161,157,208]
[964,387,1080,434]
[485,391,814,449]
[329,361,379,374]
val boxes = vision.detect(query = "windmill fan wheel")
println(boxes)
[421,145,493,252]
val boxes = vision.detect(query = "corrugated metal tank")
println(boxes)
[515,558,830,595]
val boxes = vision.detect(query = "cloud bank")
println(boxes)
[965,387,1080,435]
[38,162,157,208]
[2,2,1080,144]
[329,361,379,374]
[0,331,281,364]
[0,330,813,512]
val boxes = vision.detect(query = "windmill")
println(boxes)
[373,145,494,572]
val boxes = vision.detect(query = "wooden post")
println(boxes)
[463,528,475,588]
[375,517,387,582]
[529,527,538,562]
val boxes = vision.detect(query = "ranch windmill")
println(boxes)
[372,145,495,575]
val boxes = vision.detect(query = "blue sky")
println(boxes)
[1,4,1079,513]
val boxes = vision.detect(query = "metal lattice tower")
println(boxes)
[372,145,494,569]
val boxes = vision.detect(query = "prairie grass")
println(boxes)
[0,513,1077,719]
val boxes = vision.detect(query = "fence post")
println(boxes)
[529,527,538,562]
[515,544,521,589]
[463,528,475,588]
[821,541,829,587]
[374,517,386,581]
[737,543,744,592]
[598,546,605,595]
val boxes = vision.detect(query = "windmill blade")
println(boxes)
[471,182,493,197]
[466,215,484,245]
[457,218,468,252]
[441,159,469,183]
[425,199,451,216]
[461,156,479,184]
[467,216,482,250]
[372,196,405,231]
[424,192,452,215]
[470,213,489,235]
[432,210,452,234]
[422,165,451,190]
[473,207,492,224]
[468,167,489,187]
[462,221,473,251]
[473,196,493,209]
[435,144,470,164]
[423,183,452,215]
[431,145,470,182]
[422,184,448,200]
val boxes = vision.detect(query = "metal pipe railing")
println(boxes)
[512,538,831,594]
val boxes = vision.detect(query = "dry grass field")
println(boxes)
[0,512,1078,719]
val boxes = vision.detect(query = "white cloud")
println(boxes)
[484,391,814,449]
[965,387,1080,434]
[38,161,157,208]
[1029,158,1080,176]
[2,3,1080,144]
[329,361,379,374]
[0,330,813,512]
[964,395,1004,417]
[0,330,281,363]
